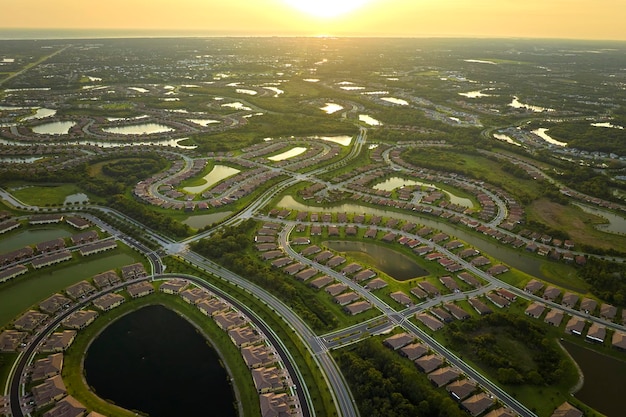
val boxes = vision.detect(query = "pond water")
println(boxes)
[32,121,76,135]
[276,196,551,281]
[0,252,135,328]
[183,211,233,228]
[0,137,196,149]
[381,97,409,106]
[221,102,252,111]
[236,88,257,96]
[321,103,344,114]
[563,340,626,417]
[459,91,492,98]
[187,118,220,127]
[509,96,554,113]
[464,59,497,65]
[0,227,72,253]
[23,108,56,120]
[493,134,521,146]
[264,86,284,97]
[183,165,241,194]
[103,123,174,135]
[0,156,44,163]
[84,305,236,417]
[268,147,307,161]
[532,128,567,147]
[64,193,89,205]
[573,203,626,235]
[324,240,428,280]
[591,122,624,130]
[359,115,381,126]
[315,135,353,146]
[373,177,473,208]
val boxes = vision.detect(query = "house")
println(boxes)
[126,281,154,298]
[228,326,261,348]
[92,270,121,289]
[259,392,295,417]
[65,280,96,300]
[353,269,376,282]
[542,286,561,301]
[444,303,470,320]
[301,245,321,256]
[561,292,579,308]
[120,263,147,280]
[524,302,546,319]
[390,291,412,306]
[0,330,27,351]
[159,279,187,294]
[550,402,583,417]
[62,310,98,330]
[495,289,516,302]
[600,303,617,320]
[585,323,606,343]
[31,353,63,381]
[32,251,73,269]
[439,276,459,292]
[428,366,461,387]
[334,292,360,306]
[410,286,429,299]
[431,307,453,323]
[484,408,516,417]
[242,344,275,369]
[486,293,510,308]
[524,280,544,294]
[295,268,317,281]
[341,263,362,276]
[416,313,444,331]
[180,287,211,305]
[383,333,414,350]
[366,278,388,290]
[40,331,77,352]
[579,298,597,314]
[417,281,440,297]
[14,310,48,332]
[565,317,585,335]
[611,331,626,351]
[344,301,372,315]
[0,265,28,284]
[40,294,72,315]
[415,354,444,373]
[252,367,287,393]
[32,375,67,407]
[446,379,477,401]
[325,283,347,296]
[42,395,86,417]
[326,256,346,268]
[468,298,492,315]
[462,393,495,417]
[213,310,246,330]
[544,310,564,327]
[92,293,125,311]
[65,216,90,230]
[309,275,333,289]
[400,343,428,360]
[197,298,229,317]
[458,272,481,288]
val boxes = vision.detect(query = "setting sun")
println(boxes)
[283,0,371,18]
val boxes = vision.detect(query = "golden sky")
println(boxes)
[3,0,625,40]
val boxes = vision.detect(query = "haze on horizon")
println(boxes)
[3,0,626,41]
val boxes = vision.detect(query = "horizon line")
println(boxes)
[0,28,625,42]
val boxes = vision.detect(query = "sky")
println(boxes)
[3,0,626,40]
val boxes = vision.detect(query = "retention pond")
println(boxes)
[84,304,236,417]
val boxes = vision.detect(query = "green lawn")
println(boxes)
[9,183,87,206]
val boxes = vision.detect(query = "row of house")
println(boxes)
[383,332,512,417]
[159,278,303,417]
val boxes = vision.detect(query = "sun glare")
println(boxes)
[283,0,371,19]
